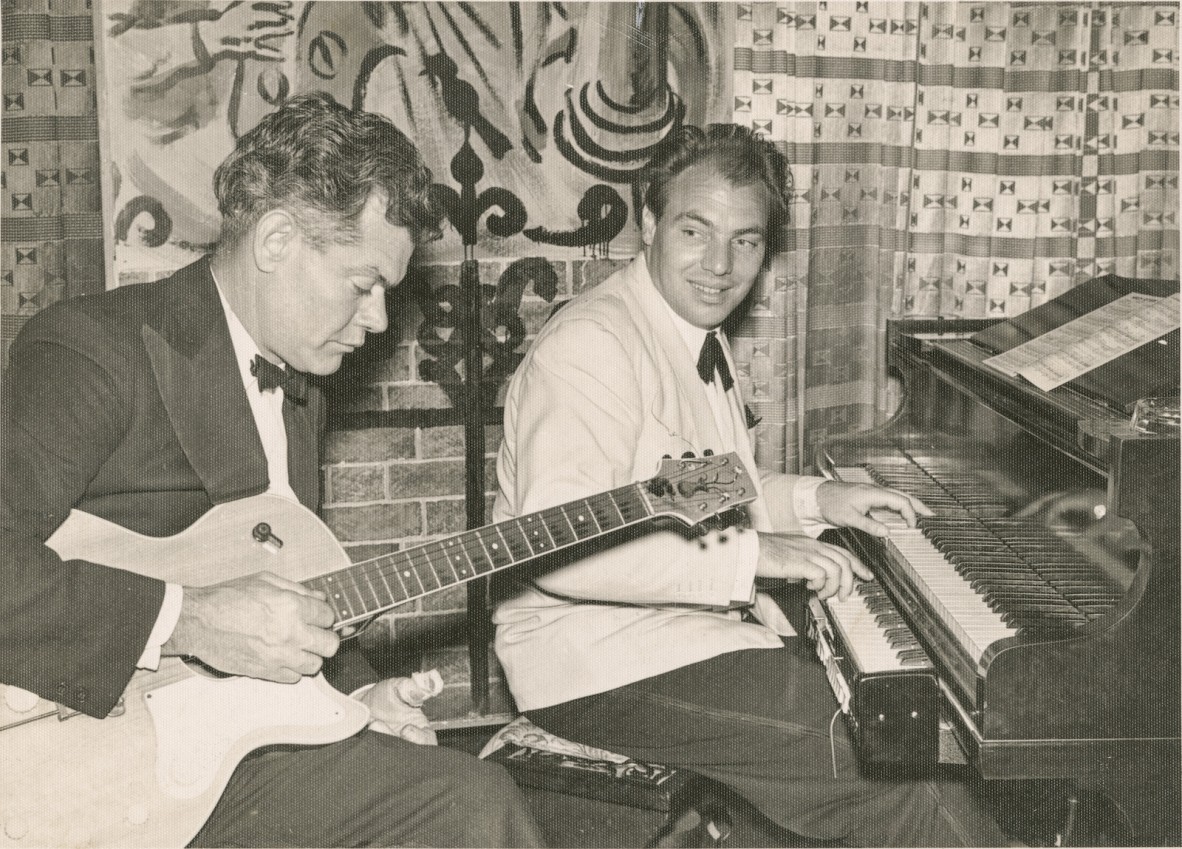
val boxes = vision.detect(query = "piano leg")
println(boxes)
[1055,786,1130,847]
[1078,747,1181,847]
[982,755,1179,848]
[1007,747,1182,847]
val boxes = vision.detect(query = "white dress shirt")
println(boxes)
[656,296,829,617]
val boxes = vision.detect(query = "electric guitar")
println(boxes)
[0,453,753,848]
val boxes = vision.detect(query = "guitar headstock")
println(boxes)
[643,453,756,527]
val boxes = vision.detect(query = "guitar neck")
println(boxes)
[305,482,656,627]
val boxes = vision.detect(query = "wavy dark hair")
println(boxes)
[214,92,443,253]
[642,124,792,257]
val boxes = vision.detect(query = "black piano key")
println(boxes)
[1006,614,1088,630]
[897,648,932,664]
[979,591,1082,609]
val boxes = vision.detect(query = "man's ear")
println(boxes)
[640,205,657,247]
[254,209,298,272]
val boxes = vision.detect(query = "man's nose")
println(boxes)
[358,288,389,334]
[702,238,732,276]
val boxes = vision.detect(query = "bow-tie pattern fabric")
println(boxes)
[251,355,308,404]
[697,331,734,392]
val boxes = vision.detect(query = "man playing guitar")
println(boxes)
[0,92,543,849]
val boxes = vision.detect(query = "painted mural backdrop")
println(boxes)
[98,0,733,283]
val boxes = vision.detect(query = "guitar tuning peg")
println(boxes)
[682,451,695,459]
[647,477,672,497]
[703,449,714,456]
[662,454,672,459]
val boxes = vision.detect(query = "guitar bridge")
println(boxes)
[55,703,80,721]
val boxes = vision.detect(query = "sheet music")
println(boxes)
[983,292,1180,392]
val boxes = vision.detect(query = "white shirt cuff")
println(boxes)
[136,583,183,670]
[727,526,762,604]
[792,476,834,538]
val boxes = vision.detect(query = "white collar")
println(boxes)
[210,268,270,390]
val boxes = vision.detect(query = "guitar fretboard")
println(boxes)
[304,483,652,625]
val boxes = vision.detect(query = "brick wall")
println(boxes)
[320,254,628,725]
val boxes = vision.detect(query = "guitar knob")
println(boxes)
[252,522,284,553]
[3,685,40,713]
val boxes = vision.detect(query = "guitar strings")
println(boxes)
[314,485,651,613]
[328,460,731,597]
[310,485,651,618]
[311,462,741,621]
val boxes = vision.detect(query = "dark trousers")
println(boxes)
[191,730,544,847]
[528,639,1008,848]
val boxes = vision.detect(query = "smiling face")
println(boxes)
[642,163,771,330]
[255,193,415,375]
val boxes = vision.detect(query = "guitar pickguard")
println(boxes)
[146,672,369,799]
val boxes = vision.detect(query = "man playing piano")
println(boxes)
[491,124,1011,846]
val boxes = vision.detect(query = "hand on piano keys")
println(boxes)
[815,479,934,537]
[755,532,874,600]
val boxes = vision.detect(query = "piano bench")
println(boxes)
[480,717,733,847]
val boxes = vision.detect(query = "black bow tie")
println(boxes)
[697,331,734,392]
[251,355,307,404]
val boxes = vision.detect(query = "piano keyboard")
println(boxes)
[819,580,933,675]
[807,460,1132,768]
[834,465,1016,661]
[807,586,940,766]
[831,465,1121,664]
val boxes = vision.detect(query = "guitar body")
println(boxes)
[0,495,370,849]
[1,455,755,848]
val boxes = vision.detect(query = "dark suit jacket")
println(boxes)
[1,258,330,718]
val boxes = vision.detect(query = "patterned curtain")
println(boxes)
[1,0,104,369]
[731,1,1179,474]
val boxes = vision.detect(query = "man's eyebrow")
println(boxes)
[345,264,391,287]
[681,211,766,237]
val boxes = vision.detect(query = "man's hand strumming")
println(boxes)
[164,572,340,683]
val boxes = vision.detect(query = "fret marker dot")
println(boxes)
[492,543,499,550]
[403,570,411,578]
[577,515,585,522]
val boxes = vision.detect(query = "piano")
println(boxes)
[807,278,1180,845]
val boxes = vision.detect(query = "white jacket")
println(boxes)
[493,253,820,711]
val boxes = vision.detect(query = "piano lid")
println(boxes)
[969,275,1179,414]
